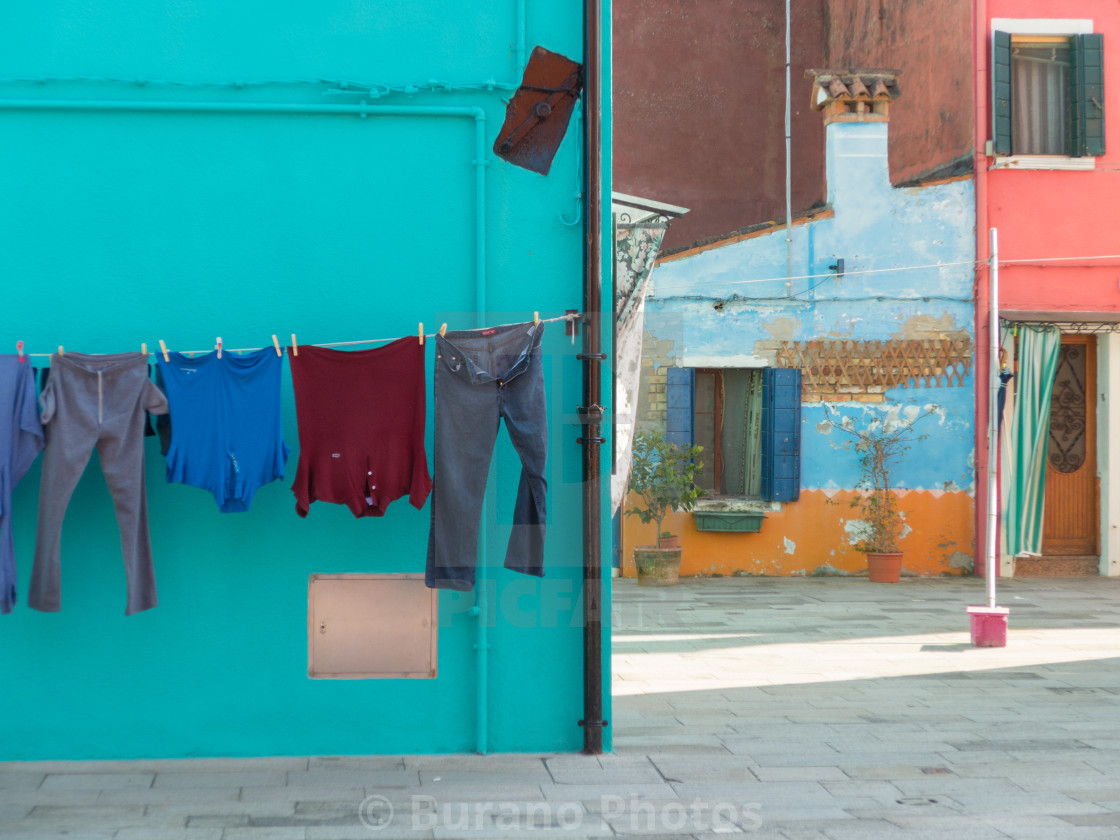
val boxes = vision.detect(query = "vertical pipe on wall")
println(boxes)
[973,0,992,576]
[581,0,606,756]
[783,0,793,296]
[515,0,528,77]
[986,228,999,608]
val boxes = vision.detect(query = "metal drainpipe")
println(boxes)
[784,0,793,296]
[0,94,494,749]
[972,0,992,577]
[580,0,606,756]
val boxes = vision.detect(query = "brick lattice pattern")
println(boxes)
[778,338,972,402]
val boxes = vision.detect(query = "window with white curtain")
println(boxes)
[1011,39,1072,155]
[991,21,1104,160]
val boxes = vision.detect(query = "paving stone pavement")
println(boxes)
[4,576,1120,838]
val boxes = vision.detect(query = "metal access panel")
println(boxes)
[308,574,437,679]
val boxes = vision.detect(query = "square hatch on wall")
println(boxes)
[308,574,437,679]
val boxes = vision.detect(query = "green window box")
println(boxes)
[693,511,765,533]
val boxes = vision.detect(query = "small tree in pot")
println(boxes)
[626,431,704,585]
[826,406,936,582]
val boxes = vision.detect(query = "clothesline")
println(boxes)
[17,312,581,360]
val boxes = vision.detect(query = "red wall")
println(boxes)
[974,0,1120,571]
[613,0,973,252]
[825,0,973,186]
[985,0,1120,314]
[612,0,825,252]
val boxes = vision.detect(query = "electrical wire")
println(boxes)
[652,249,1120,299]
[651,259,977,295]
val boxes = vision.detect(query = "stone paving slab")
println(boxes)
[39,772,154,790]
[286,768,422,788]
[3,577,1120,838]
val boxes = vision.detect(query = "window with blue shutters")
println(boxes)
[992,28,1104,158]
[665,367,694,447]
[666,366,800,503]
[760,368,801,502]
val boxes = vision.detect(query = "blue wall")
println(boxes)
[644,121,976,494]
[0,1,611,759]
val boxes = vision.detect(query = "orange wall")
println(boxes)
[621,490,975,578]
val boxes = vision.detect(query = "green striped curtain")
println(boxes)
[1004,325,1062,556]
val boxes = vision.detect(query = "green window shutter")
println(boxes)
[1072,33,1105,157]
[665,367,694,447]
[992,30,1013,156]
[760,368,801,502]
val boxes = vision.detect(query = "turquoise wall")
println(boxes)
[0,1,612,759]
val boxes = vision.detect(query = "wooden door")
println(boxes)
[1041,336,1098,558]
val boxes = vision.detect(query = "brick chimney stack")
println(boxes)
[806,70,900,125]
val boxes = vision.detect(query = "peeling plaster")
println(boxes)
[811,564,850,576]
[844,519,873,545]
[948,551,974,572]
[783,537,796,555]
[680,353,768,368]
[892,314,967,341]
[761,317,798,342]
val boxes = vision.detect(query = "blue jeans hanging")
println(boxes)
[425,321,548,591]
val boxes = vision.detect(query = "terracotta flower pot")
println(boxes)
[657,534,680,549]
[633,546,682,586]
[866,551,903,583]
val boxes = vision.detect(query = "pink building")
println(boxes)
[976,1,1120,577]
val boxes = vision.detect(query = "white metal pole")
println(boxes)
[986,227,999,608]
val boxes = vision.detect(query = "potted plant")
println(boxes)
[626,431,704,586]
[826,407,934,582]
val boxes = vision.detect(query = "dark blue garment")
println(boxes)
[0,357,45,613]
[426,321,548,591]
[157,348,288,512]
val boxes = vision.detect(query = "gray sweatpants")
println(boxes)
[29,352,168,615]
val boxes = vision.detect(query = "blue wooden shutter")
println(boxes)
[665,367,694,446]
[1072,33,1105,157]
[761,368,801,502]
[991,30,1013,156]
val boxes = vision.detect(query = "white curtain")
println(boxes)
[1012,46,1070,155]
[612,221,668,513]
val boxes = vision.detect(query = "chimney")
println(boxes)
[805,70,901,210]
[806,69,900,124]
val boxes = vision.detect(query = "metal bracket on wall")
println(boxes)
[577,403,605,445]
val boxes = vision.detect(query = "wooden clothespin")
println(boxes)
[16,340,24,362]
[290,334,298,357]
[533,311,540,326]
[57,346,64,357]
[141,343,147,358]
[159,340,170,362]
[419,322,424,346]
[272,334,282,357]
[216,337,223,359]
[439,323,447,337]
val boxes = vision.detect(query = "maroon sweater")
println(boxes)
[289,339,432,517]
